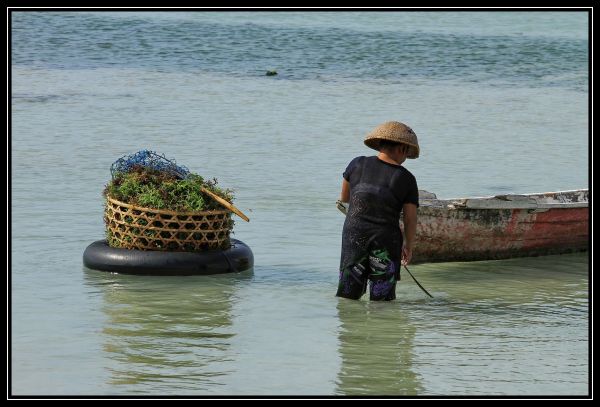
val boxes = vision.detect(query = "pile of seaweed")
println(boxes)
[102,151,237,251]
[104,165,234,212]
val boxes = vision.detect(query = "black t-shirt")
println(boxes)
[343,156,419,229]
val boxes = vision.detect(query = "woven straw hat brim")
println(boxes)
[364,137,420,159]
[364,121,420,159]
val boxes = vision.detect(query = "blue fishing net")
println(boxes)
[110,150,190,179]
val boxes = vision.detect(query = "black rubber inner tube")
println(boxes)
[83,239,253,276]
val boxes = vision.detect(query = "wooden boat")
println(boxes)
[337,189,588,263]
[409,189,589,263]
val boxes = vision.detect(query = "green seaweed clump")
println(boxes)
[103,165,234,212]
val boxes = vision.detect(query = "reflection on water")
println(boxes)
[333,253,588,396]
[83,268,252,395]
[335,300,423,396]
[394,254,589,396]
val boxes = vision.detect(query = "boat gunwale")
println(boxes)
[419,189,588,210]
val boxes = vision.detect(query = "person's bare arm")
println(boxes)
[340,179,350,203]
[402,203,418,265]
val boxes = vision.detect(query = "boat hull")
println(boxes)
[411,206,589,263]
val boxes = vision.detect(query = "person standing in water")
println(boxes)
[337,121,420,301]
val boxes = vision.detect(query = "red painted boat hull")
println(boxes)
[411,206,589,263]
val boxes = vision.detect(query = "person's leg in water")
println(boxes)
[336,255,369,300]
[368,248,400,301]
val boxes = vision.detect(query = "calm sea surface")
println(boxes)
[11,11,589,396]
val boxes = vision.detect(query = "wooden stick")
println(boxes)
[201,187,250,222]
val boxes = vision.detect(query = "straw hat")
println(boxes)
[364,121,420,159]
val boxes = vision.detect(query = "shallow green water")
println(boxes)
[11,11,588,396]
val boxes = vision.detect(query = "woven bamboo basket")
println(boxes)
[105,196,232,251]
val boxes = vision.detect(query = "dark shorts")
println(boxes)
[336,248,400,301]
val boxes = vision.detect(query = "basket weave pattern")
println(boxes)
[105,196,232,251]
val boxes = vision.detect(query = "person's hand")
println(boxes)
[402,245,413,266]
[336,200,348,215]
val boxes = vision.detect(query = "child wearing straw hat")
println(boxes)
[337,121,420,301]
